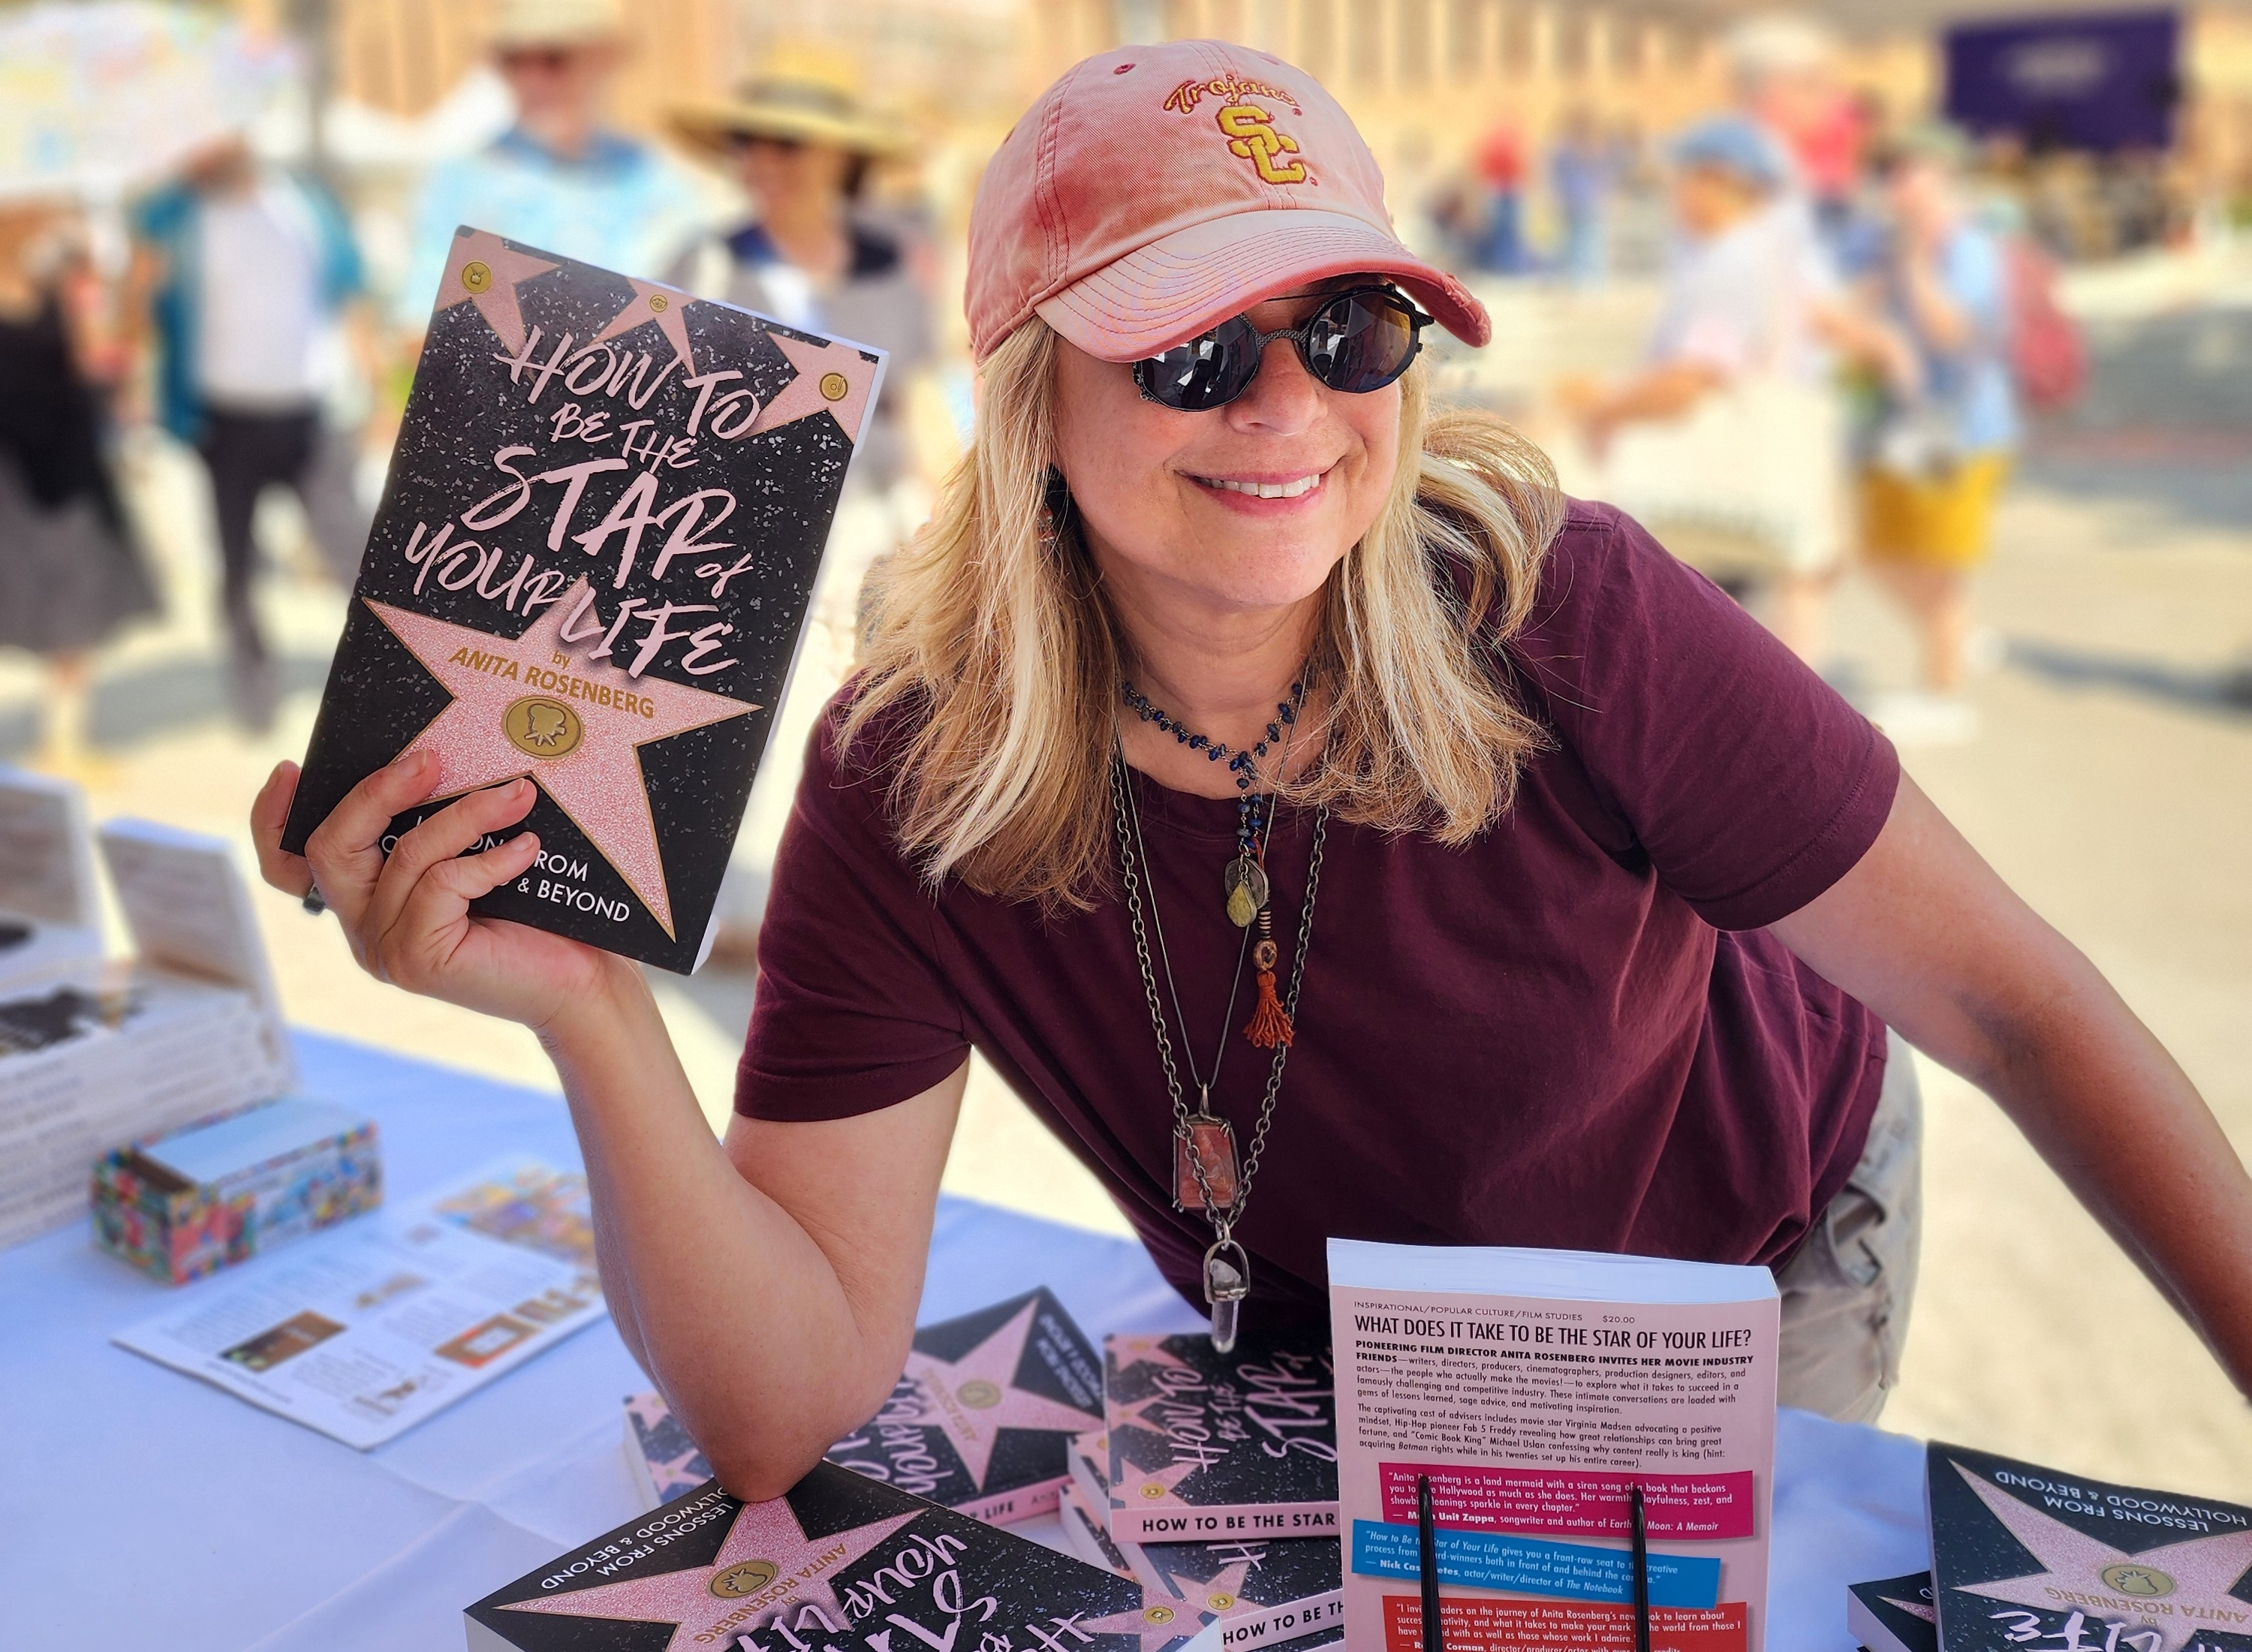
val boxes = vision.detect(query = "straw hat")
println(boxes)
[670,47,909,161]
[489,0,624,50]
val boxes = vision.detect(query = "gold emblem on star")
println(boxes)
[819,372,850,402]
[1140,1482,1167,1500]
[2101,1563,2175,1598]
[710,1559,780,1599]
[504,697,584,759]
[1144,1606,1176,1625]
[460,260,492,293]
[649,293,670,313]
[956,1379,1002,1410]
[1207,1592,1236,1611]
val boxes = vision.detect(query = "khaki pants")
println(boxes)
[1776,1030,1923,1425]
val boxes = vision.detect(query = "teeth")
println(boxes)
[1197,472,1323,499]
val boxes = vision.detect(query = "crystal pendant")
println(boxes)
[1203,1237,1250,1353]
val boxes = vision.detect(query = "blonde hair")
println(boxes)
[839,317,1564,908]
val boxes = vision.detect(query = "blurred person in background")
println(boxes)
[1724,12,1868,250]
[0,198,157,775]
[1854,125,2020,747]
[128,131,366,732]
[1547,105,1618,287]
[397,0,701,340]
[666,51,939,964]
[1471,121,1532,275]
[1563,116,1900,664]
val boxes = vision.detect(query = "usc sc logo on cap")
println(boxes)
[1164,72,1314,187]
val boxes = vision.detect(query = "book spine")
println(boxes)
[1209,1588,1346,1652]
[953,1475,1065,1527]
[1109,1500,1340,1543]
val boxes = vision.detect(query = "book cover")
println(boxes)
[1327,1238,1781,1652]
[281,226,884,972]
[0,767,101,995]
[1103,1329,1339,1544]
[1847,1571,1935,1652]
[628,1288,1106,1526]
[464,1461,1217,1652]
[1928,1441,2252,1652]
[626,1389,712,1510]
[1073,1430,1112,1521]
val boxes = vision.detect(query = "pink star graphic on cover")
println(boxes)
[498,1493,919,1652]
[1949,1461,2252,1652]
[365,578,753,937]
[751,331,877,444]
[592,275,699,372]
[1157,1558,1255,1617]
[900,1299,1104,1488]
[432,228,557,355]
[1073,1586,1211,1652]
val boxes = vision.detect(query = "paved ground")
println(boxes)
[5,256,2247,1500]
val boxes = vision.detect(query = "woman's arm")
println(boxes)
[1769,775,2252,1397]
[252,755,965,1497]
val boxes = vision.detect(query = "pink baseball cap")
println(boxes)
[966,39,1489,364]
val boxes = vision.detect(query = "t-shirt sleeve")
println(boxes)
[734,712,972,1121]
[1510,503,1899,931]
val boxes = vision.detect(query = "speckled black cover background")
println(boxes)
[1929,1441,2252,1651]
[1108,1331,1338,1511]
[830,1286,1106,1507]
[1140,1528,1339,1609]
[281,230,869,973]
[465,1461,1165,1650]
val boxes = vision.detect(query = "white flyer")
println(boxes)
[113,1157,604,1449]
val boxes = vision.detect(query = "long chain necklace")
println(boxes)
[1111,688,1329,1352]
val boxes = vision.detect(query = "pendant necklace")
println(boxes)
[1112,679,1329,1351]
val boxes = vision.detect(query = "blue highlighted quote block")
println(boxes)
[1350,1521,1721,1608]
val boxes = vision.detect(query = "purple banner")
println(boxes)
[1943,10,2179,152]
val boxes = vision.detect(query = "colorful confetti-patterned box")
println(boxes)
[92,1096,380,1283]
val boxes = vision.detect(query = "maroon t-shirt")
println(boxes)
[737,501,1898,1323]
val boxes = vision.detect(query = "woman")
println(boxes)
[1855,125,2019,746]
[666,52,938,961]
[252,43,2251,1498]
[0,199,158,773]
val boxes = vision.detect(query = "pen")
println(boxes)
[1629,1482,1651,1652]
[1417,1473,1444,1652]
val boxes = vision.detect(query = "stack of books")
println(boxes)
[0,796,296,1249]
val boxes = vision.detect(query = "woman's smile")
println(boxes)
[1185,464,1333,508]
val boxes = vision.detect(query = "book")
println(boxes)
[1103,1329,1340,1544]
[0,820,294,1249]
[113,1157,601,1448]
[1847,1572,1935,1652]
[92,1094,381,1283]
[0,768,101,995]
[1326,1238,1781,1652]
[1928,1441,2252,1652]
[1067,1434,1343,1650]
[280,226,886,973]
[464,1461,1218,1652]
[627,1287,1107,1526]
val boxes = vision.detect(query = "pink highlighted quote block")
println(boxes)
[1377,1463,1755,1540]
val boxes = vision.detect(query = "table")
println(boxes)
[0,1033,1934,1649]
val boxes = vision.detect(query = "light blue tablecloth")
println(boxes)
[0,1031,1931,1649]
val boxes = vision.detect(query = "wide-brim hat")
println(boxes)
[489,0,624,50]
[966,39,1486,365]
[671,52,909,162]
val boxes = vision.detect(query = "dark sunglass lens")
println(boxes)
[1143,316,1260,411]
[1306,292,1418,393]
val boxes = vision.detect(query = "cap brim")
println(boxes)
[1034,208,1489,363]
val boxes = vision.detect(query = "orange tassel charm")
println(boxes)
[1244,934,1293,1048]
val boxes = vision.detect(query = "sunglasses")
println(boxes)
[1133,285,1429,412]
